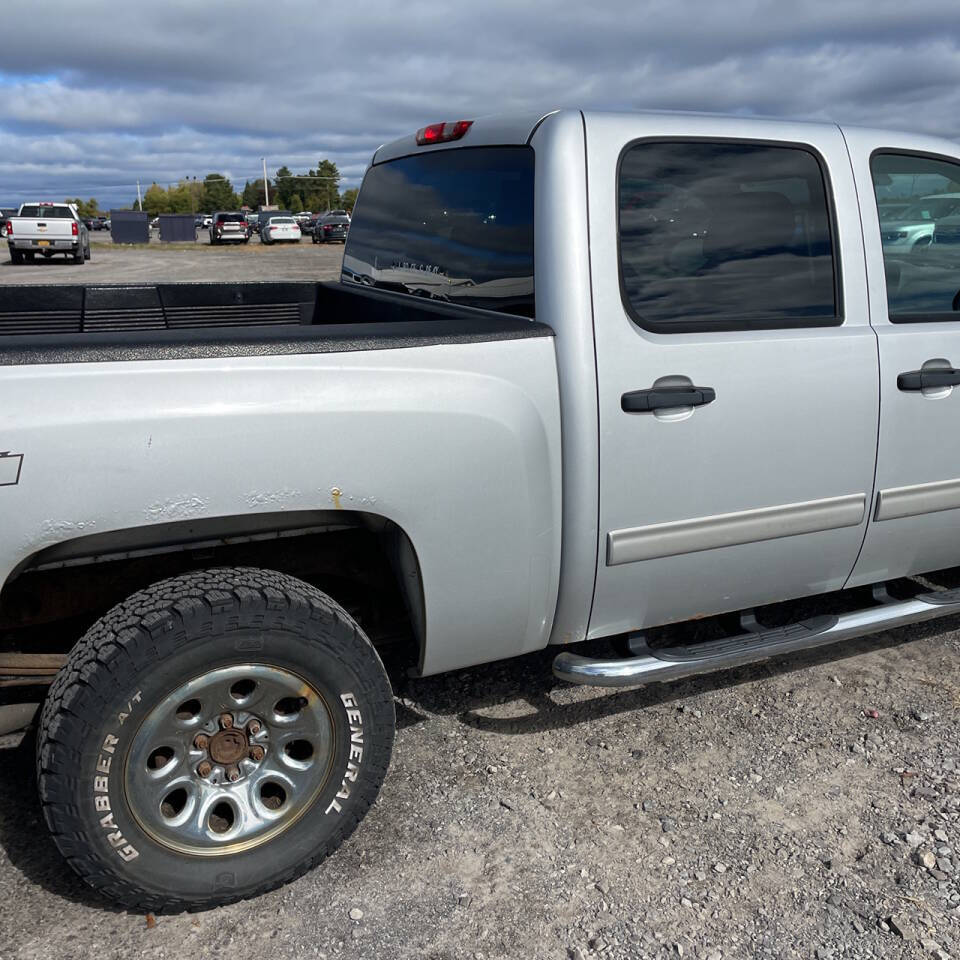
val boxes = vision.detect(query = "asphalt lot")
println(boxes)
[0,229,344,284]
[0,233,959,960]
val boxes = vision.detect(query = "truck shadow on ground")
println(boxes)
[0,617,949,913]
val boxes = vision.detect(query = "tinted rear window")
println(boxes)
[216,213,246,223]
[343,146,534,317]
[19,205,74,219]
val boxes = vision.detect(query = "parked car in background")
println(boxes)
[313,213,350,243]
[95,216,109,231]
[6,201,90,264]
[879,192,960,254]
[256,209,291,235]
[209,211,251,244]
[245,213,260,234]
[260,215,301,244]
[0,207,18,237]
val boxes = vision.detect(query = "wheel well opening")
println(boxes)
[0,512,424,674]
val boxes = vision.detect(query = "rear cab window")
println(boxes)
[19,205,75,219]
[342,146,535,318]
[871,152,960,321]
[618,141,840,332]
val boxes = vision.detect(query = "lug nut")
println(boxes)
[194,734,210,750]
[219,713,234,729]
[249,745,265,762]
[226,765,241,782]
[197,761,213,778]
[247,720,261,736]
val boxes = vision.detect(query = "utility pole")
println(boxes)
[136,179,143,211]
[261,157,270,207]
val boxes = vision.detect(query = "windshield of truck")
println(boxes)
[342,146,535,318]
[19,205,74,218]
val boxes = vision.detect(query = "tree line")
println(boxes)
[65,160,358,219]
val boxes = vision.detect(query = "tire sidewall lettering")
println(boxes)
[92,690,143,863]
[325,691,364,815]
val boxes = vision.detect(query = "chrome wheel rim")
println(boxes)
[124,664,334,856]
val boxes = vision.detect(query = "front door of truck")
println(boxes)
[844,134,960,587]
[585,115,880,639]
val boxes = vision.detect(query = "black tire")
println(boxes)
[10,248,23,264]
[85,242,91,260]
[73,245,84,264]
[37,567,395,912]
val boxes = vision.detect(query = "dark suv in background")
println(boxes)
[313,213,350,243]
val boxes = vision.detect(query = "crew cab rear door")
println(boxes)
[844,131,960,586]
[584,115,879,638]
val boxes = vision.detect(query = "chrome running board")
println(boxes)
[553,589,960,688]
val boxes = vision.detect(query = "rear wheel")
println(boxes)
[10,248,23,264]
[73,245,84,264]
[37,567,395,912]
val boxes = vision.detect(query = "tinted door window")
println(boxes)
[343,147,534,317]
[871,152,960,321]
[618,141,839,332]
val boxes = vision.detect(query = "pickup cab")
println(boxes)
[6,201,91,264]
[3,109,960,910]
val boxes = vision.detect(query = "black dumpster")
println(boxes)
[157,214,196,243]
[110,209,149,244]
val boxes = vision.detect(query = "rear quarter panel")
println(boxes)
[0,337,562,675]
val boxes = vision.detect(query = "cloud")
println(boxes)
[1,0,959,206]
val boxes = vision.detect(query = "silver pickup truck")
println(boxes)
[3,109,960,911]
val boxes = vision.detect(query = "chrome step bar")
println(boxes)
[552,589,960,688]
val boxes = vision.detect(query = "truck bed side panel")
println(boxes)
[0,338,562,676]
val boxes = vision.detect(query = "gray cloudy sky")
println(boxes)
[2,0,959,207]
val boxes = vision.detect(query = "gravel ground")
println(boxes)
[0,232,344,284]
[1,622,958,960]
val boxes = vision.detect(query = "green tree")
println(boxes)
[314,159,340,212]
[201,173,236,212]
[142,183,169,216]
[66,197,102,219]
[275,166,294,208]
[289,193,303,214]
[166,182,196,214]
[340,187,359,213]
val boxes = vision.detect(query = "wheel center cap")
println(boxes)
[209,728,247,765]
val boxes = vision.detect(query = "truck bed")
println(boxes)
[0,281,551,365]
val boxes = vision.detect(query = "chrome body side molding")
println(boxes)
[606,493,866,566]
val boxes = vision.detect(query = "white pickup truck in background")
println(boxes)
[6,201,91,264]
[2,108,960,912]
